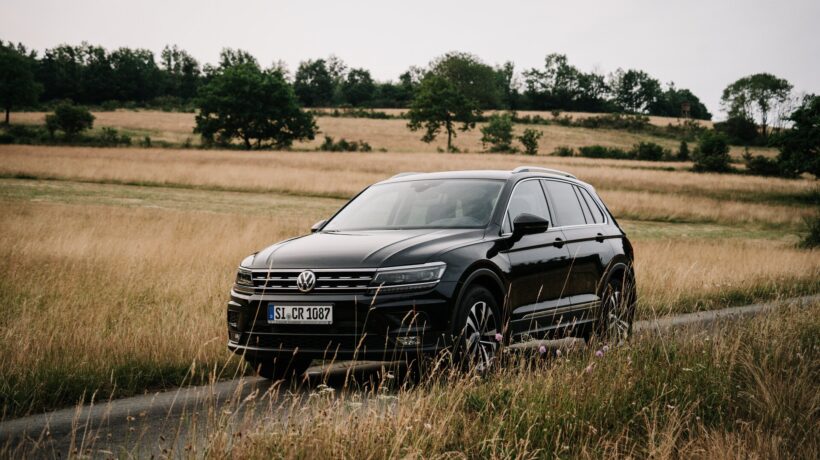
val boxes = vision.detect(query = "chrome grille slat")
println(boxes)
[248,269,376,294]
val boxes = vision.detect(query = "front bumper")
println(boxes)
[226,281,457,360]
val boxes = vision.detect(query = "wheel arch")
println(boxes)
[449,263,508,333]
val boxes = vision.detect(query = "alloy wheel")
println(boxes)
[463,300,499,372]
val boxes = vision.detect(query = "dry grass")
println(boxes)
[0,187,816,416]
[11,110,773,157]
[195,303,820,458]
[0,145,813,227]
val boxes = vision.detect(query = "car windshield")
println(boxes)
[323,179,505,231]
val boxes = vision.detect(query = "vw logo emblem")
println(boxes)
[296,270,316,293]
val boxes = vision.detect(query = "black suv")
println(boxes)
[227,167,635,378]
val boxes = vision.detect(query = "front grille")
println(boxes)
[249,269,376,294]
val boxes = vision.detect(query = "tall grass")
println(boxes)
[0,198,817,418]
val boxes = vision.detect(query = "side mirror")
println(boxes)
[311,219,327,233]
[512,213,549,236]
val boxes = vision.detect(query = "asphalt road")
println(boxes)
[2,295,816,458]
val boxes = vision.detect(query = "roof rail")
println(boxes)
[512,166,577,179]
[390,172,421,179]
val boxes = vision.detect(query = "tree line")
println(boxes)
[2,40,711,118]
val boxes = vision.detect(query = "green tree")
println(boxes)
[293,59,334,107]
[721,73,792,138]
[775,94,819,178]
[692,131,732,173]
[429,52,502,109]
[609,69,662,114]
[109,47,163,102]
[194,63,316,149]
[45,102,94,138]
[651,84,712,120]
[518,128,543,155]
[480,112,515,152]
[0,43,42,124]
[341,68,375,106]
[161,45,201,100]
[407,74,481,152]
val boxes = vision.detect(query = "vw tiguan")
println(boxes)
[227,167,636,379]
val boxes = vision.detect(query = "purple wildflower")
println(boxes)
[595,349,604,358]
[538,345,547,354]
[602,345,610,353]
[495,333,503,343]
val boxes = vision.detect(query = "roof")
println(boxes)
[379,167,582,185]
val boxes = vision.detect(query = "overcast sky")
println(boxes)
[3,0,818,118]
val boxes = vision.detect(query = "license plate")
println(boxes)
[267,304,333,325]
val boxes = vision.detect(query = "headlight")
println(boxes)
[235,267,254,287]
[370,262,446,294]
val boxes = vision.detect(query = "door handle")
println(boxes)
[554,237,564,248]
[595,233,605,243]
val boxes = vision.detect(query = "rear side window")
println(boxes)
[577,187,605,224]
[543,180,586,227]
[507,180,551,226]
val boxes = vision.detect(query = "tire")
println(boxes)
[452,285,502,372]
[595,272,636,345]
[247,353,312,381]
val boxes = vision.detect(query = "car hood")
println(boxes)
[247,228,485,269]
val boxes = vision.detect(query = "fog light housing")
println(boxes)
[396,336,421,346]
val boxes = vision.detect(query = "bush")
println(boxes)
[742,150,781,177]
[318,136,373,152]
[799,215,820,248]
[693,131,732,172]
[714,115,760,145]
[577,113,650,131]
[98,127,131,147]
[480,113,515,152]
[630,142,666,161]
[517,128,543,155]
[44,102,95,138]
[551,146,575,157]
[577,145,631,160]
[677,140,690,161]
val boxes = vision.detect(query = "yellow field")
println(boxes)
[0,139,816,418]
[10,110,771,157]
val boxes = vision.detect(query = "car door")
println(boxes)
[501,179,572,340]
[542,180,614,326]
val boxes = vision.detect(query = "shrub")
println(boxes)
[577,113,650,131]
[480,113,515,152]
[742,149,781,177]
[140,136,152,148]
[517,128,543,155]
[318,136,373,152]
[799,214,820,248]
[97,127,131,147]
[577,145,631,160]
[551,146,575,157]
[714,114,761,145]
[677,140,690,161]
[630,142,665,161]
[692,131,732,172]
[44,102,95,138]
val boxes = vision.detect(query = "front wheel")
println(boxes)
[246,354,312,381]
[452,286,501,372]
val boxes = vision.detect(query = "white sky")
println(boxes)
[2,0,818,119]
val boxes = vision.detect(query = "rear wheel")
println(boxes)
[453,286,501,372]
[596,273,636,345]
[247,354,312,381]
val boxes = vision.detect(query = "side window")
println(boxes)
[543,180,586,227]
[575,187,594,224]
[578,187,605,224]
[507,180,551,225]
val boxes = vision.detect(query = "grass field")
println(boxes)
[0,141,817,421]
[213,303,819,459]
[10,110,774,158]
